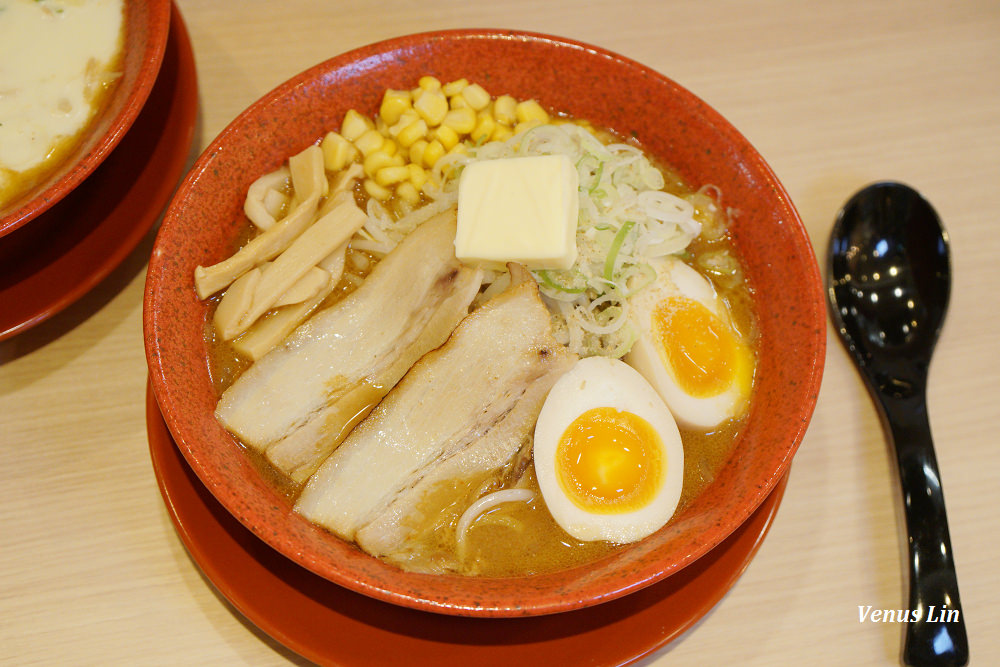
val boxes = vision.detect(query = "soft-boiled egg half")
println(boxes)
[533,356,684,543]
[625,256,754,430]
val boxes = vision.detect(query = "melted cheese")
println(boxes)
[0,0,124,206]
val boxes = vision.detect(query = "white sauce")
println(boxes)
[0,0,124,185]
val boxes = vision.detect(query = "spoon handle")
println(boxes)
[876,389,968,667]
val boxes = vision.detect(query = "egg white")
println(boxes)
[625,256,752,430]
[533,356,684,543]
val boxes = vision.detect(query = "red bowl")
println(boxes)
[0,0,172,237]
[144,29,825,617]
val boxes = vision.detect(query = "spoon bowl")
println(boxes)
[828,182,968,666]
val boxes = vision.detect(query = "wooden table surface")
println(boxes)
[2,1,998,664]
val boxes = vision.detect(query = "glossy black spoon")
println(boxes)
[827,182,968,666]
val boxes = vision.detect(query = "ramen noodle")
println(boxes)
[199,77,759,575]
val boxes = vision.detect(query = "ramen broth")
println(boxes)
[204,111,756,576]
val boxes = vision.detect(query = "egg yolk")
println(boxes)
[653,297,742,398]
[555,407,664,514]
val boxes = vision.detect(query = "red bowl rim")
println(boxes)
[145,28,826,617]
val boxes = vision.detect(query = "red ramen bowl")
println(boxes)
[0,0,172,237]
[144,29,825,617]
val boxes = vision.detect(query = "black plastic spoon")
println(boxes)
[827,182,968,666]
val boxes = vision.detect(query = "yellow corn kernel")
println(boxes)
[388,110,420,137]
[470,111,495,145]
[448,142,468,156]
[380,136,398,156]
[461,83,491,111]
[354,128,386,157]
[363,178,392,201]
[422,139,445,169]
[441,78,468,97]
[418,75,442,92]
[514,118,544,135]
[341,109,373,141]
[493,95,517,125]
[433,124,459,150]
[442,107,476,134]
[407,163,428,190]
[516,99,549,125]
[396,181,421,205]
[449,94,469,110]
[491,124,513,143]
[363,150,395,177]
[379,89,412,125]
[375,165,410,187]
[365,178,394,202]
[320,131,357,172]
[408,138,428,165]
[396,118,428,148]
[413,89,449,127]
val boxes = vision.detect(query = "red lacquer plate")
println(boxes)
[147,383,789,666]
[0,0,172,236]
[0,3,197,342]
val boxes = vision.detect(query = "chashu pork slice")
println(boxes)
[354,366,563,561]
[215,209,483,482]
[294,270,577,544]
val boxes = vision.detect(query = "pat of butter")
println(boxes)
[455,154,579,270]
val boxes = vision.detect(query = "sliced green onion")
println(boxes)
[607,323,639,358]
[588,160,605,193]
[537,269,586,294]
[621,261,657,297]
[594,304,623,326]
[603,220,635,282]
[576,153,603,192]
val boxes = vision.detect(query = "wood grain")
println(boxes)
[2,1,998,664]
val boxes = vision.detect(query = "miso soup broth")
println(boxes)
[199,77,757,576]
